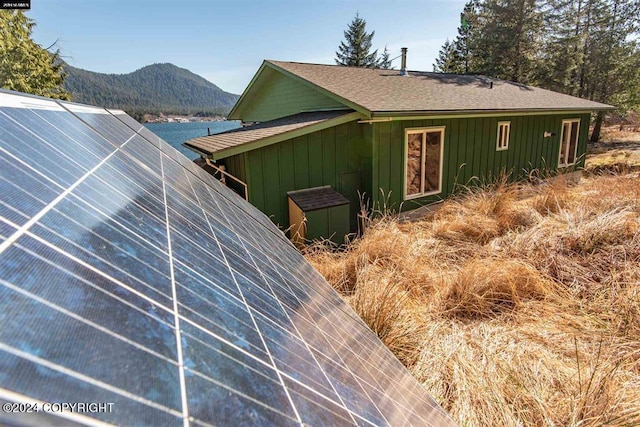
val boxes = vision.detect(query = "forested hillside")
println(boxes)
[64,63,239,120]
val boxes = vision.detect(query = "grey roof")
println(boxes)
[184,110,354,155]
[288,186,350,211]
[185,61,613,158]
[268,60,614,114]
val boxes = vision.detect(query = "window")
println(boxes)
[559,119,580,167]
[496,121,510,151]
[404,127,445,199]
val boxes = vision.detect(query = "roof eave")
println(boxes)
[185,111,365,160]
[182,142,212,158]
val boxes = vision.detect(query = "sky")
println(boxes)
[27,0,467,95]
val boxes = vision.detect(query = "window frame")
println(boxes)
[403,126,446,201]
[496,121,511,151]
[558,118,581,167]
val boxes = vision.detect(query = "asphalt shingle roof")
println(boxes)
[268,60,613,113]
[288,186,350,212]
[185,60,613,157]
[184,110,353,155]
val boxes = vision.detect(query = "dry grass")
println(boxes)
[585,127,640,175]
[306,170,640,426]
[600,126,640,143]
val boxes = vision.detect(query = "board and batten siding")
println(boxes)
[219,154,247,198]
[221,120,370,231]
[371,113,590,211]
[238,69,345,122]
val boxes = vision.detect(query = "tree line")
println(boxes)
[433,0,640,141]
[4,7,639,141]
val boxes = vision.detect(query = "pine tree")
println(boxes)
[586,0,640,141]
[0,10,70,100]
[537,0,606,97]
[335,13,380,67]
[434,1,480,73]
[378,46,393,69]
[433,39,460,73]
[540,0,640,140]
[436,0,640,140]
[454,0,480,74]
[535,0,583,94]
[473,0,543,83]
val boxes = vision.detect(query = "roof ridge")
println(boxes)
[256,60,613,115]
[266,60,516,82]
[266,59,393,71]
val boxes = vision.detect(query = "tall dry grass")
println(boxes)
[306,171,640,426]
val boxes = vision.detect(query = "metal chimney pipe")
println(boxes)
[400,47,408,76]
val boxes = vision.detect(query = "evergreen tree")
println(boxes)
[535,0,584,94]
[454,0,480,73]
[378,45,393,69]
[433,39,461,73]
[538,0,607,97]
[436,0,640,140]
[585,0,640,141]
[335,13,380,67]
[473,0,543,83]
[538,0,639,140]
[433,0,480,74]
[0,10,70,100]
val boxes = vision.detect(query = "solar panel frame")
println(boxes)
[0,90,454,427]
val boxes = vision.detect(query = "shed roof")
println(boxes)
[265,60,614,116]
[184,110,361,158]
[288,186,350,212]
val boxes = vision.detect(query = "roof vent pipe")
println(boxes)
[400,47,409,76]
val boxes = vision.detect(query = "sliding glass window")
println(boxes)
[559,119,580,167]
[404,127,445,199]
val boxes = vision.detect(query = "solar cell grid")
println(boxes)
[0,113,91,187]
[3,108,110,167]
[0,159,63,226]
[0,90,453,426]
[69,110,137,146]
[108,109,147,133]
[31,109,119,157]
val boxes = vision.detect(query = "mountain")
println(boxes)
[63,63,239,120]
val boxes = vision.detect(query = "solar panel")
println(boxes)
[0,90,454,426]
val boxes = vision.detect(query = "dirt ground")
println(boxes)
[585,126,640,172]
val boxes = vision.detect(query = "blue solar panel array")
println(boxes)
[0,90,453,426]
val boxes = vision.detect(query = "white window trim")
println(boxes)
[496,121,510,151]
[558,119,580,167]
[403,126,445,201]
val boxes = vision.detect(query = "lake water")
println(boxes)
[145,120,241,160]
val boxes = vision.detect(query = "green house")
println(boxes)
[184,59,612,243]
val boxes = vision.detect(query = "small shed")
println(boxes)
[287,186,350,247]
